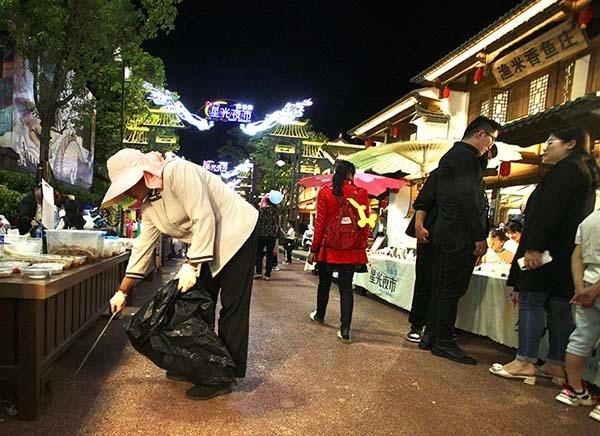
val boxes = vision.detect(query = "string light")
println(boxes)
[240,99,313,136]
[143,82,214,131]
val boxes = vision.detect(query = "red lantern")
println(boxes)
[442,86,451,99]
[392,127,400,138]
[499,161,511,177]
[579,6,594,29]
[473,67,484,85]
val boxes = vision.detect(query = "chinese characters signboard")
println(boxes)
[205,101,253,123]
[492,21,589,87]
[274,145,295,154]
[368,267,398,295]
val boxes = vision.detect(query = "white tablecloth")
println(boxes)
[353,254,600,385]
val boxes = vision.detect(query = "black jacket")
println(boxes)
[433,142,487,248]
[508,154,595,297]
[405,170,438,238]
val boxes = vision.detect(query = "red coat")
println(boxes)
[311,181,370,265]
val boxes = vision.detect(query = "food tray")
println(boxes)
[0,266,14,277]
[21,266,53,279]
[0,261,30,272]
[31,262,64,274]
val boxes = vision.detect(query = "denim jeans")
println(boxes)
[516,290,575,365]
[316,267,355,330]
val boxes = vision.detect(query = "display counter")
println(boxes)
[0,252,130,420]
[354,253,600,385]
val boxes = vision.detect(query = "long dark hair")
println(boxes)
[63,199,85,230]
[552,127,600,188]
[332,159,356,196]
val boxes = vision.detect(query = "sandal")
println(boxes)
[489,363,536,385]
[534,366,566,386]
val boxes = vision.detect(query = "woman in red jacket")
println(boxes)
[307,160,371,343]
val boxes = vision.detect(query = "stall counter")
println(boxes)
[0,252,130,420]
[354,253,600,386]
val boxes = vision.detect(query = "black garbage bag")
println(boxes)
[124,280,236,386]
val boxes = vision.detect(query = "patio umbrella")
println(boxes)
[297,173,407,196]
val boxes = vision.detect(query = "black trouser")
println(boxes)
[284,239,294,263]
[425,242,477,341]
[197,228,257,378]
[408,242,436,329]
[255,236,276,277]
[316,266,355,330]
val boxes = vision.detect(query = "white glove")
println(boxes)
[109,290,127,314]
[176,263,199,293]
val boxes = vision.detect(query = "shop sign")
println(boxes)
[205,101,253,123]
[300,164,318,174]
[368,267,398,294]
[275,145,295,154]
[492,20,589,87]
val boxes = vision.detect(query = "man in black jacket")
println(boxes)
[420,116,501,365]
[405,146,496,343]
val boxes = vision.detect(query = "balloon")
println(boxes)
[268,190,283,205]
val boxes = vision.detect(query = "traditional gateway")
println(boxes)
[346,0,600,385]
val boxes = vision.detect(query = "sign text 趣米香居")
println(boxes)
[205,101,253,123]
[492,20,589,88]
[203,160,229,174]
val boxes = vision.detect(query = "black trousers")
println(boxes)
[198,228,257,378]
[425,242,477,341]
[408,242,436,329]
[284,239,294,263]
[316,266,355,330]
[255,236,276,277]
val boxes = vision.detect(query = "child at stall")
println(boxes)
[555,209,600,422]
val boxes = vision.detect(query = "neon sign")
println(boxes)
[205,101,253,123]
[203,160,229,174]
[240,99,312,136]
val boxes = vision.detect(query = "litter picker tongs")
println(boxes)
[73,310,119,379]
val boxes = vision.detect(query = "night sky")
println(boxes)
[143,0,520,163]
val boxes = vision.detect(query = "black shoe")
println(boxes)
[166,371,188,383]
[406,326,423,343]
[418,333,435,350]
[431,340,477,365]
[337,328,351,344]
[186,384,233,401]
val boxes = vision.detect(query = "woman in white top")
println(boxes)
[284,222,296,264]
[102,148,258,401]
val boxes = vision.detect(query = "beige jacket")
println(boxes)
[125,159,258,279]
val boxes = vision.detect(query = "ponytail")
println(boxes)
[332,159,356,196]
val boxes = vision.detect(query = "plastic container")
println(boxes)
[0,265,14,277]
[102,238,122,257]
[0,261,30,273]
[21,265,53,279]
[32,262,64,274]
[3,235,43,255]
[45,230,105,261]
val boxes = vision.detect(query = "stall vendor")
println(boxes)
[101,149,258,401]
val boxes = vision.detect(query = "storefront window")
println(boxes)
[491,89,510,124]
[528,73,549,115]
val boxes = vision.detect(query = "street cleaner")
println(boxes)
[101,149,258,400]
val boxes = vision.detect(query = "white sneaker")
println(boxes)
[254,274,263,280]
[273,266,280,271]
[555,385,595,407]
[590,404,600,422]
[309,311,324,323]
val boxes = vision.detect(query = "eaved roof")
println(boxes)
[411,0,561,84]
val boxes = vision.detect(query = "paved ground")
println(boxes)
[2,259,596,435]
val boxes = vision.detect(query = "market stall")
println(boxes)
[353,253,600,386]
[0,231,131,419]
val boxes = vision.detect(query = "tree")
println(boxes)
[91,46,168,178]
[0,0,181,181]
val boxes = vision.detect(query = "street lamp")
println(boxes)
[114,48,131,148]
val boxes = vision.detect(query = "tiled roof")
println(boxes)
[269,121,309,139]
[411,0,540,84]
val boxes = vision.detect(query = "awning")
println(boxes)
[499,92,600,146]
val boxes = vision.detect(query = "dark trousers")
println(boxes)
[408,242,436,329]
[284,239,294,263]
[255,236,276,277]
[316,266,355,330]
[425,242,477,341]
[198,229,257,378]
